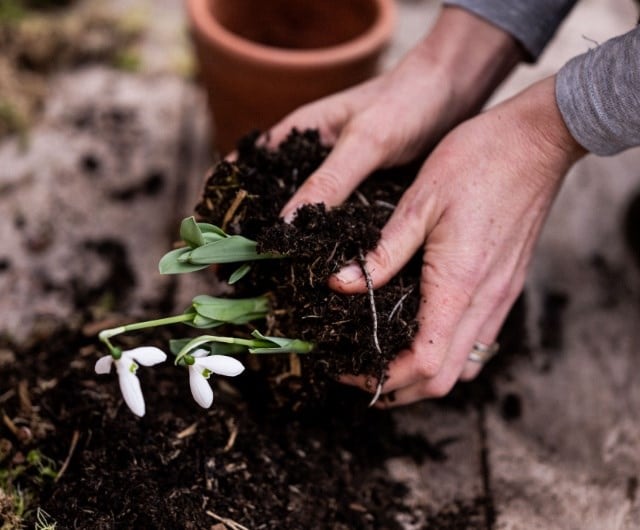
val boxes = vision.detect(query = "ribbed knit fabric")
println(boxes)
[444,1,640,155]
[556,26,640,155]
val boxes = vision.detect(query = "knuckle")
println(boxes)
[303,167,344,203]
[426,378,455,398]
[488,281,511,308]
[422,262,477,310]
[419,377,454,398]
[369,240,394,276]
[416,356,443,379]
[459,368,479,382]
[346,114,393,152]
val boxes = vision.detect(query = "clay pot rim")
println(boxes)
[186,0,396,69]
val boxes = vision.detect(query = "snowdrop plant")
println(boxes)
[158,216,283,283]
[95,216,314,416]
[94,346,166,417]
[184,349,244,408]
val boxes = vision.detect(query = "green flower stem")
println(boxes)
[175,334,262,364]
[99,313,195,349]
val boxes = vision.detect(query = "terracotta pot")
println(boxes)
[186,0,396,154]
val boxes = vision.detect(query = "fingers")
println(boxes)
[280,119,390,221]
[329,177,442,293]
[266,78,382,149]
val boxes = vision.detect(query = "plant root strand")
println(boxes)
[358,252,385,406]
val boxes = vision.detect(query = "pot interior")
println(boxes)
[210,0,379,50]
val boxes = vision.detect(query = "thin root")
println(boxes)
[368,382,384,407]
[358,252,385,408]
[358,252,381,355]
[388,286,414,322]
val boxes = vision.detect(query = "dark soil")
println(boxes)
[0,129,533,529]
[196,129,420,394]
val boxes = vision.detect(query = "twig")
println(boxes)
[221,189,248,231]
[55,430,80,482]
[222,419,239,453]
[176,422,198,440]
[357,252,384,406]
[206,510,249,530]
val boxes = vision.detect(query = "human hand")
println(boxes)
[337,76,586,406]
[268,6,524,220]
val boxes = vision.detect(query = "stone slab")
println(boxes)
[0,66,212,344]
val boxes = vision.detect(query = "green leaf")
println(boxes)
[209,342,248,355]
[169,338,192,355]
[179,216,205,248]
[192,295,269,324]
[198,223,228,237]
[228,263,251,285]
[249,330,314,354]
[203,231,227,244]
[187,237,279,265]
[158,247,212,274]
[190,314,224,329]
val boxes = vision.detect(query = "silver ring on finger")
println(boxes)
[468,341,499,364]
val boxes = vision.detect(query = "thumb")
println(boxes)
[280,121,386,221]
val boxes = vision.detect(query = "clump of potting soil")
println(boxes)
[195,129,421,395]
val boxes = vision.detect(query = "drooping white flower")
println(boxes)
[187,349,244,408]
[95,346,167,417]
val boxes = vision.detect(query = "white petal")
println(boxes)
[125,346,167,366]
[195,355,244,377]
[117,368,146,417]
[95,355,113,374]
[188,366,213,408]
[191,348,209,358]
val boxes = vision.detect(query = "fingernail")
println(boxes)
[335,264,362,284]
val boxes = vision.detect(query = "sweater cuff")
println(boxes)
[556,26,640,156]
[443,0,577,60]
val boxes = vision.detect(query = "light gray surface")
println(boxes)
[0,67,212,343]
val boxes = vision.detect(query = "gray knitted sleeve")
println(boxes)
[442,0,578,59]
[556,26,640,156]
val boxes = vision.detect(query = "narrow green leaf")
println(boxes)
[190,314,224,328]
[159,247,211,274]
[169,338,192,355]
[203,232,227,244]
[228,263,251,285]
[209,342,248,355]
[192,295,269,323]
[187,237,279,265]
[180,216,205,248]
[249,330,314,354]
[198,223,228,237]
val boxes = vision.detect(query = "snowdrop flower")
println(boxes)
[95,347,167,417]
[187,349,244,408]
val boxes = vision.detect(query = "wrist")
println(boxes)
[513,76,587,169]
[417,6,524,121]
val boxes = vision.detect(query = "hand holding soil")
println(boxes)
[338,76,586,405]
[268,16,586,405]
